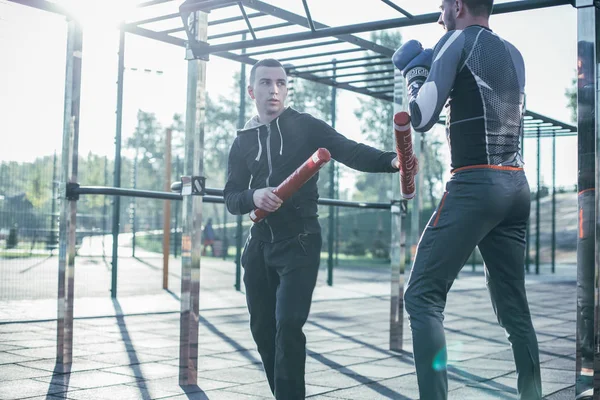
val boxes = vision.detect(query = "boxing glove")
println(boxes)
[392,40,433,85]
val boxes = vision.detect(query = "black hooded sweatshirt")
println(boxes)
[224,107,397,243]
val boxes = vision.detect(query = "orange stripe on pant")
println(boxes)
[433,192,448,227]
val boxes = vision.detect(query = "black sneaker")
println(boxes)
[576,374,594,400]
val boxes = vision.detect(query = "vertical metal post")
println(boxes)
[575,1,599,393]
[390,69,407,351]
[49,151,57,252]
[173,156,181,258]
[222,204,228,259]
[111,29,125,298]
[535,126,541,275]
[327,59,337,287]
[57,19,83,365]
[131,149,138,258]
[179,10,208,386]
[523,134,530,273]
[234,33,247,292]
[102,156,108,258]
[335,166,340,265]
[551,131,556,274]
[163,129,172,289]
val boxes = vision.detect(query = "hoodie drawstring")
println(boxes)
[254,128,262,161]
[276,118,283,156]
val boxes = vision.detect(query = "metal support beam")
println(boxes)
[235,39,247,291]
[289,60,391,75]
[111,30,125,298]
[536,126,541,275]
[380,0,414,18]
[390,68,406,352]
[179,10,208,386]
[184,0,570,56]
[241,39,343,58]
[575,1,599,393]
[302,0,316,31]
[208,22,291,40]
[279,48,363,62]
[327,60,337,287]
[238,2,257,40]
[57,18,83,365]
[289,54,387,70]
[551,131,556,274]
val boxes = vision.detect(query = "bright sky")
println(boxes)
[0,0,578,190]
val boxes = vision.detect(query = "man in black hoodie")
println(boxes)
[224,58,400,399]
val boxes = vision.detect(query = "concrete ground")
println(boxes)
[0,246,579,399]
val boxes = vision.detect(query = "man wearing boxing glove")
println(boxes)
[223,58,400,400]
[392,1,542,399]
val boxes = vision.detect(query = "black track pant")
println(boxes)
[242,232,322,400]
[404,168,542,400]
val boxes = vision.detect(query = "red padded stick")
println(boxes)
[250,148,332,223]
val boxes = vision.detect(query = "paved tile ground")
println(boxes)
[0,252,578,399]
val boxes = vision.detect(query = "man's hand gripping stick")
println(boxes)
[250,148,332,223]
[394,112,418,200]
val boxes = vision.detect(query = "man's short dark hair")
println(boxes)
[249,58,286,86]
[462,0,494,17]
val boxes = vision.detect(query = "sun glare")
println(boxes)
[57,0,138,29]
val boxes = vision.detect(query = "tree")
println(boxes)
[353,30,445,207]
[353,30,402,203]
[565,75,577,123]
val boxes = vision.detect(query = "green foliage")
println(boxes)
[565,75,577,123]
[353,30,403,203]
[353,30,446,207]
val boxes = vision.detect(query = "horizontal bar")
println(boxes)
[368,88,394,94]
[341,75,396,84]
[290,54,386,70]
[291,59,391,74]
[71,186,392,209]
[238,39,343,57]
[122,25,185,47]
[209,11,265,26]
[318,198,391,209]
[527,110,576,131]
[208,22,292,40]
[322,67,394,79]
[278,48,364,62]
[74,186,182,200]
[160,26,185,35]
[180,0,238,13]
[126,12,179,27]
[192,0,570,55]
[138,0,174,7]
[361,82,394,89]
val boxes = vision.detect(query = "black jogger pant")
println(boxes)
[242,232,322,400]
[404,168,542,400]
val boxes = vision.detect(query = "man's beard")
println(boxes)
[445,16,456,31]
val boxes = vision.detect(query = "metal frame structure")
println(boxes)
[8,0,594,392]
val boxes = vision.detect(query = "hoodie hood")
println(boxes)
[239,107,295,134]
[243,114,263,130]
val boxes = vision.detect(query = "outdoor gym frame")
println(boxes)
[7,0,594,391]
